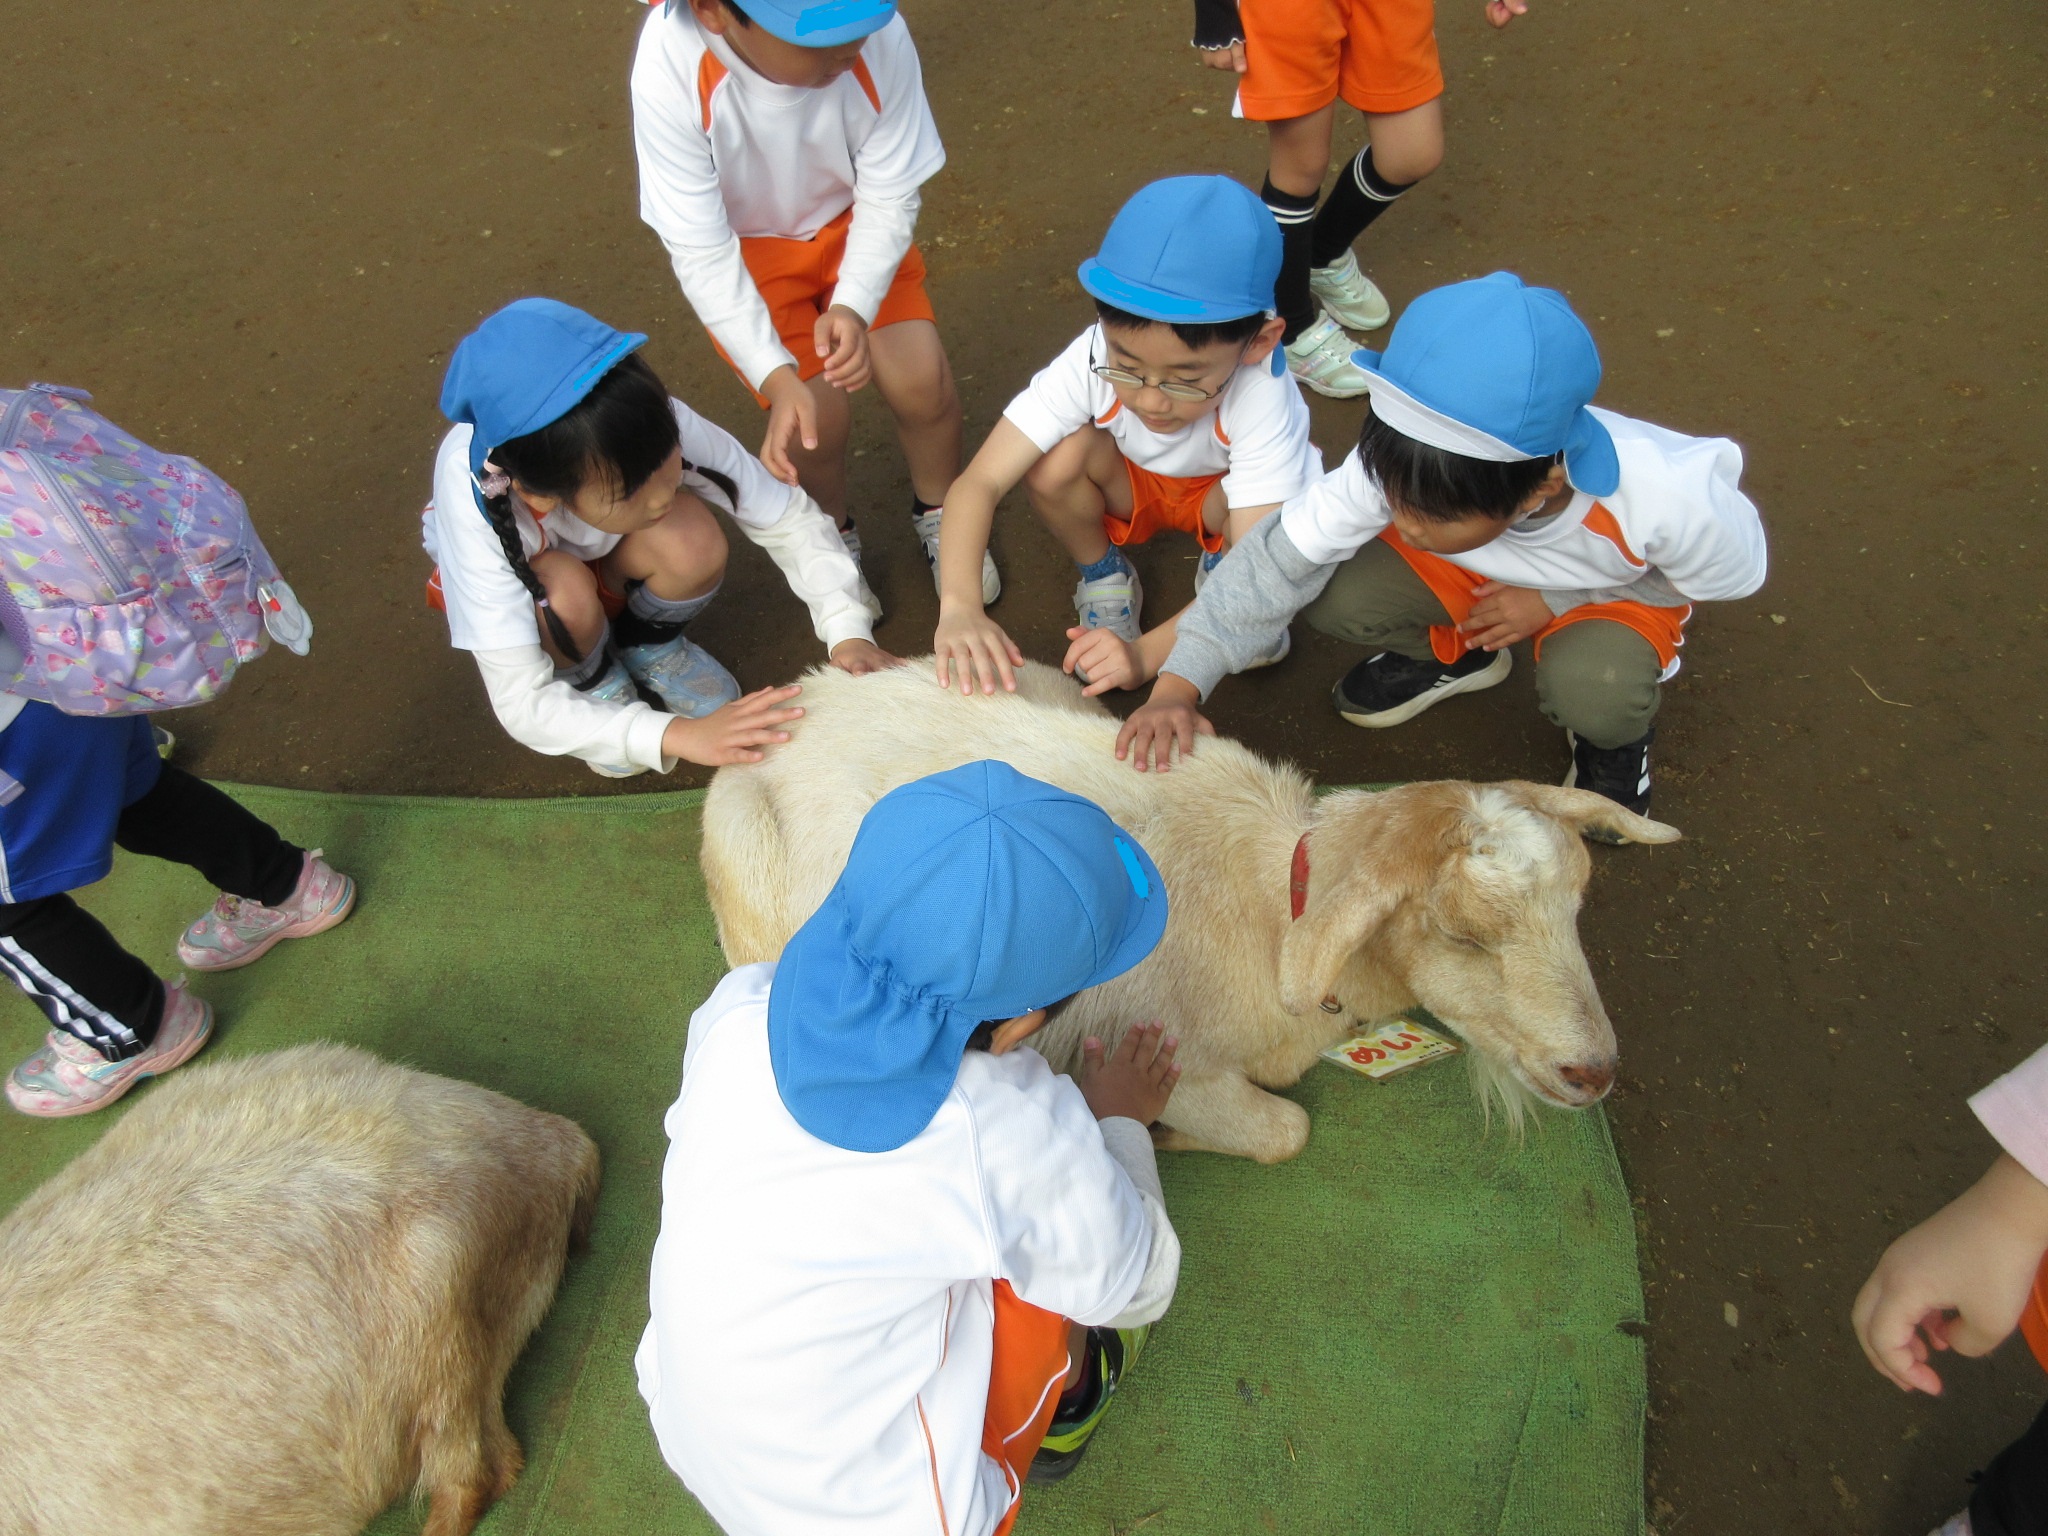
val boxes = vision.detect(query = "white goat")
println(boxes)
[703,661,1680,1163]
[0,1044,600,1536]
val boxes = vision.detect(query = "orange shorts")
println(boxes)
[423,560,626,621]
[982,1280,1071,1535]
[1239,0,1444,120]
[2022,1255,2048,1373]
[712,206,937,407]
[1378,528,1691,670]
[1106,463,1227,555]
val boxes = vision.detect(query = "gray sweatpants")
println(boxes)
[1299,538,1663,748]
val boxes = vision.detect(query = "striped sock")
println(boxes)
[1262,177,1320,344]
[1310,145,1412,268]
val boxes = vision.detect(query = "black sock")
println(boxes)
[1262,178,1320,344]
[1309,145,1412,268]
[910,494,940,518]
[610,610,684,649]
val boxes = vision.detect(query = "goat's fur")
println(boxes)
[704,660,1680,1162]
[0,1044,600,1536]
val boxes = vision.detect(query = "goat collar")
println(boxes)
[1288,832,1345,1015]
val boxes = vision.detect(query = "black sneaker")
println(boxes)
[1330,647,1511,728]
[1564,728,1654,838]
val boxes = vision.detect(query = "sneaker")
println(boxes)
[1563,727,1654,835]
[151,723,176,760]
[1284,314,1373,399]
[580,657,650,779]
[835,519,885,622]
[177,850,357,971]
[1308,249,1392,332]
[618,632,741,720]
[1029,1324,1149,1485]
[1930,1514,1972,1536]
[914,506,1001,606]
[1332,647,1510,728]
[1073,562,1144,644]
[5,983,213,1118]
[1193,547,1225,593]
[1246,627,1292,671]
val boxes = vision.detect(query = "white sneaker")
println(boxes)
[913,508,1001,606]
[1284,315,1374,399]
[1246,627,1292,670]
[835,520,885,622]
[1308,250,1391,332]
[1073,562,1143,644]
[1193,547,1225,593]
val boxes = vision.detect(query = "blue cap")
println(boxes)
[1078,176,1281,325]
[1351,272,1620,497]
[713,0,895,47]
[439,297,647,483]
[767,761,1169,1154]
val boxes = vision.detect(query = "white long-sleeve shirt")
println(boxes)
[421,402,874,772]
[1003,327,1323,509]
[637,962,1179,1536]
[631,8,946,389]
[1165,406,1768,697]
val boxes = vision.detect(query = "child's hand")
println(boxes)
[814,306,872,393]
[1483,0,1530,26]
[829,638,903,676]
[934,606,1025,696]
[759,368,818,488]
[1079,1021,1182,1124]
[1063,626,1146,696]
[1460,581,1553,651]
[661,684,805,767]
[1115,675,1213,772]
[1852,1153,2048,1394]
[1194,40,1247,72]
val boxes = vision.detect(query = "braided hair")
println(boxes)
[481,353,685,666]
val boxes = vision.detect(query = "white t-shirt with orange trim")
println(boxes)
[636,962,1172,1536]
[1280,406,1767,599]
[632,8,946,389]
[1003,326,1323,510]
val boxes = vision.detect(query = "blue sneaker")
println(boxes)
[1193,547,1225,593]
[581,657,650,779]
[1073,564,1143,644]
[618,633,740,719]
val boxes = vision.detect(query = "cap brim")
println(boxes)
[1073,831,1169,997]
[1563,408,1621,497]
[767,890,974,1154]
[1078,258,1252,324]
[743,0,895,47]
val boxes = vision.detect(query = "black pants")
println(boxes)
[1974,1397,2048,1536]
[0,766,301,1061]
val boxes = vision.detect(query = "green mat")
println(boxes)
[0,786,1645,1535]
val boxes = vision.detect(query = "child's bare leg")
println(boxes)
[1265,102,1337,200]
[868,319,962,506]
[1022,428,1132,566]
[1360,98,1444,185]
[1064,1321,1089,1388]
[606,489,729,600]
[526,550,609,667]
[788,376,854,526]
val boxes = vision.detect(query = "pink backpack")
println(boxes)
[0,383,311,716]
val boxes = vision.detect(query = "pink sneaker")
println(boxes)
[5,983,214,1118]
[176,850,356,972]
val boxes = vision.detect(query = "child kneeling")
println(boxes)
[1121,271,1768,822]
[935,176,1320,697]
[638,761,1181,1533]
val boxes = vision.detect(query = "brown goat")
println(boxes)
[0,1044,600,1536]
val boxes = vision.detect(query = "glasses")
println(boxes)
[1089,331,1250,403]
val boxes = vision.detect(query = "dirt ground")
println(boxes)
[5,0,2044,1528]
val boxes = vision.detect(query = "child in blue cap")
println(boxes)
[933,176,1322,699]
[638,761,1182,1535]
[425,297,895,778]
[1119,272,1769,823]
[633,0,998,610]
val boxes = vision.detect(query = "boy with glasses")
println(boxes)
[933,177,1322,698]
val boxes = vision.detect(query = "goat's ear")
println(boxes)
[1278,874,1405,1016]
[1512,783,1682,846]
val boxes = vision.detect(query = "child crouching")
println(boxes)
[638,761,1181,1533]
[1120,272,1768,825]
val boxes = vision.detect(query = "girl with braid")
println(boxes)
[424,298,895,777]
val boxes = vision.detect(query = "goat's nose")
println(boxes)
[1557,1058,1616,1099]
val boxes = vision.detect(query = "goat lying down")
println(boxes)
[704,660,1680,1163]
[0,1044,600,1536]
